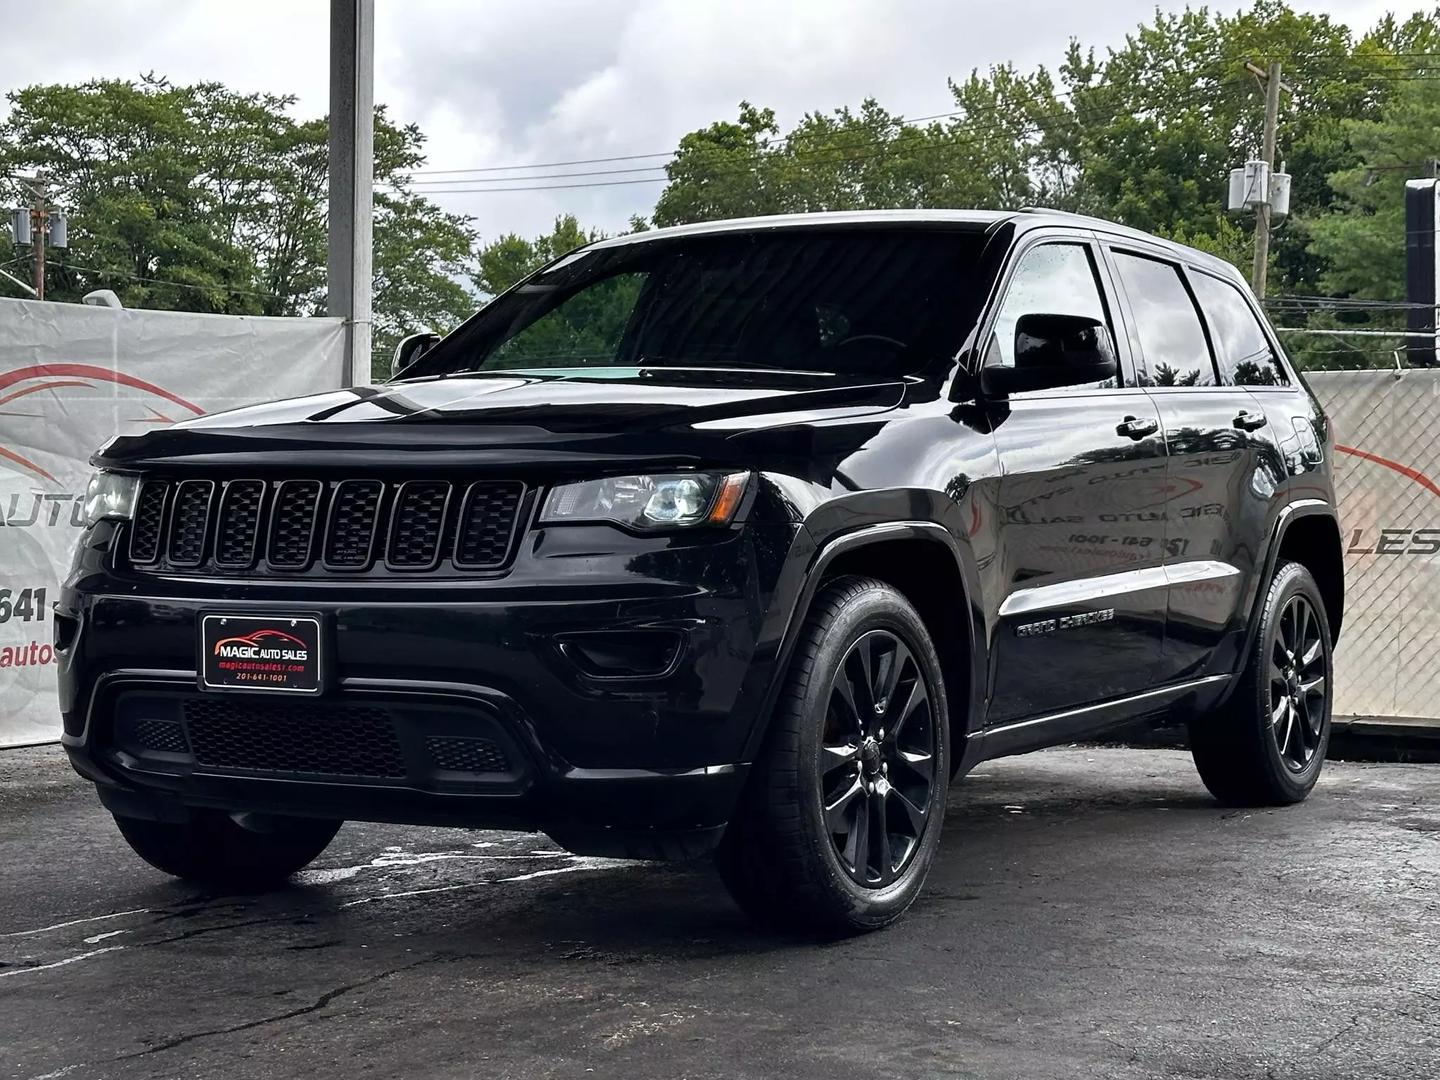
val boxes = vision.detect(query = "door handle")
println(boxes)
[1116,415,1159,440]
[1234,409,1268,432]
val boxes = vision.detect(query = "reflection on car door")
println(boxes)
[1105,247,1284,682]
[985,235,1169,725]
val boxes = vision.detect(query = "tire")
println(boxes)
[114,810,341,889]
[1189,560,1333,806]
[717,576,950,935]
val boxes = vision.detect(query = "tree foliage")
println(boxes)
[0,76,475,375]
[472,214,603,299]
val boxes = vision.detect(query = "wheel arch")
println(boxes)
[1273,510,1345,642]
[746,522,986,767]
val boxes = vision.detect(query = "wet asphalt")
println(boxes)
[1,744,1437,1080]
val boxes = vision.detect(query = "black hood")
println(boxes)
[95,368,907,473]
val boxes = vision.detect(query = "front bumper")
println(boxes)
[59,520,797,855]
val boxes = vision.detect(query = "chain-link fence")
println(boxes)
[1308,369,1440,721]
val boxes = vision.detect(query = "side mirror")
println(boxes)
[390,331,440,380]
[980,314,1118,396]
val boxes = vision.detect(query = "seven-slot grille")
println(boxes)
[127,478,525,574]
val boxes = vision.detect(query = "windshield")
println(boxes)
[410,227,990,380]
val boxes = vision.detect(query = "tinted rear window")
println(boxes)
[1190,272,1289,387]
[1112,252,1216,387]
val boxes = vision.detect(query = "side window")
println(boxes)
[988,242,1118,391]
[1189,272,1289,387]
[489,272,647,368]
[1112,252,1216,387]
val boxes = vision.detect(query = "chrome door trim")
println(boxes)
[998,560,1239,617]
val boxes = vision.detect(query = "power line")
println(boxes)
[399,162,672,185]
[407,151,678,175]
[1265,295,1435,310]
[388,176,671,195]
[59,262,280,301]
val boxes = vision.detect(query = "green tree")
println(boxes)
[1308,68,1440,300]
[472,214,604,298]
[469,215,642,369]
[0,76,476,376]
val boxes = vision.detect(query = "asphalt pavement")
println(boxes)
[2,744,1437,1080]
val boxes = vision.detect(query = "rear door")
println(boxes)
[1186,268,1302,671]
[1104,245,1283,682]
[984,231,1169,724]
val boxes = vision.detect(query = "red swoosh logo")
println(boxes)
[0,445,57,484]
[212,628,309,655]
[1335,444,1440,501]
[0,364,205,485]
[0,364,204,414]
[0,379,94,409]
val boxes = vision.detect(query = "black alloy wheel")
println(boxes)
[1269,593,1327,773]
[820,630,937,888]
[715,575,950,934]
[1189,559,1332,807]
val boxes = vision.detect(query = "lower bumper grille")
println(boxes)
[426,735,510,774]
[183,698,407,778]
[109,689,530,789]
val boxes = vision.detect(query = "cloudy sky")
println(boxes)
[0,0,1406,244]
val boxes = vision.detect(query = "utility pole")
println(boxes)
[1249,61,1283,299]
[328,0,375,386]
[27,173,49,301]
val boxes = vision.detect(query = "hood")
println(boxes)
[95,367,906,473]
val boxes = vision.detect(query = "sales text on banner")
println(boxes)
[1309,370,1440,724]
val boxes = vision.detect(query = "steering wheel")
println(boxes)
[835,333,907,350]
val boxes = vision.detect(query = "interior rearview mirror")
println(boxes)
[390,331,441,381]
[979,313,1118,396]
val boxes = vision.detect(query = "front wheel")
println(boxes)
[114,810,342,889]
[1189,560,1333,806]
[717,576,949,935]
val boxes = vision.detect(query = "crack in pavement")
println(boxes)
[115,955,439,1060]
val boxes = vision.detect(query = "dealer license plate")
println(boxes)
[200,614,323,694]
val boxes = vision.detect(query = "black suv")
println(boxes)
[60,210,1343,933]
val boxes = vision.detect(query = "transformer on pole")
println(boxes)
[1226,61,1292,299]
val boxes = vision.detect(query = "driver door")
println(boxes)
[984,233,1169,724]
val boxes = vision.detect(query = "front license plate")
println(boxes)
[200,614,323,694]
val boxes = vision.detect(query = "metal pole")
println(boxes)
[1251,61,1282,299]
[29,173,47,301]
[327,0,375,386]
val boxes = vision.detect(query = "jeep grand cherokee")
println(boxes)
[59,210,1343,933]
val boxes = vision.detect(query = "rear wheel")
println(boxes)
[717,576,949,935]
[1189,560,1332,806]
[114,810,341,889]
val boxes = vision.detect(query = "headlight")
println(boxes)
[540,471,750,530]
[82,470,140,525]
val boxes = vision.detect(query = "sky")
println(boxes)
[0,0,1410,244]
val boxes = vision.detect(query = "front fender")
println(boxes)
[733,492,988,763]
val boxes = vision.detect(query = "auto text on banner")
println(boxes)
[0,299,343,746]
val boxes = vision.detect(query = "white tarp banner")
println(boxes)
[1309,370,1440,722]
[0,310,1429,745]
[0,299,342,746]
